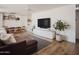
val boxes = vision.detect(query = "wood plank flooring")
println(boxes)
[34,40,77,55]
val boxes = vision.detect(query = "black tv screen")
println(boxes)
[38,18,50,28]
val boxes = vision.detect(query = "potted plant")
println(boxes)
[53,20,69,41]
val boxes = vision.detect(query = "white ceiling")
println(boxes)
[0,4,67,16]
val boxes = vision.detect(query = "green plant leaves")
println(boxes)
[53,20,69,31]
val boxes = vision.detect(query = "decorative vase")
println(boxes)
[52,31,56,40]
[56,34,62,41]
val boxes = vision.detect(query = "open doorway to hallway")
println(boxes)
[76,4,79,43]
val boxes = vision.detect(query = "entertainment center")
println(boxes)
[32,18,54,41]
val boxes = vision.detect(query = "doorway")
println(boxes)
[76,10,79,42]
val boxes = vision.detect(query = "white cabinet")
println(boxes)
[33,28,53,39]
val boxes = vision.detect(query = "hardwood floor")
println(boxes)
[76,39,79,54]
[34,40,78,55]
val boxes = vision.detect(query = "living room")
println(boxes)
[0,4,77,55]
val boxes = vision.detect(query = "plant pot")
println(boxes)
[56,34,62,41]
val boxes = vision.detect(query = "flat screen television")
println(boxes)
[38,18,50,28]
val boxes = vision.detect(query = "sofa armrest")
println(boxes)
[0,40,27,55]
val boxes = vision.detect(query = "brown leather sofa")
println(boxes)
[0,35,38,55]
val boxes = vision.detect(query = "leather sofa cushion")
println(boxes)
[14,33,36,42]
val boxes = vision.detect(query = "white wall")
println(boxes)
[4,15,27,28]
[32,5,76,43]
